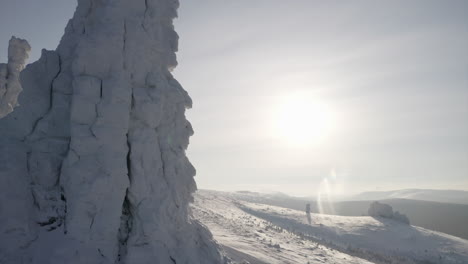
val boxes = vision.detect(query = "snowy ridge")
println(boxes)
[351,189,468,205]
[0,1,224,263]
[193,190,468,264]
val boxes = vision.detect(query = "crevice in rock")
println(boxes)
[155,128,170,188]
[90,78,103,138]
[89,214,95,230]
[99,78,103,98]
[23,53,62,142]
[117,191,133,263]
[122,19,127,70]
[126,100,133,186]
[25,51,69,237]
[55,155,65,187]
[126,66,134,185]
[37,217,57,227]
[60,186,68,234]
[126,138,132,183]
[30,186,40,210]
[142,0,149,32]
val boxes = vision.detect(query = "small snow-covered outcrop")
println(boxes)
[368,201,393,218]
[368,201,410,224]
[0,1,224,263]
[0,37,30,118]
[393,210,410,225]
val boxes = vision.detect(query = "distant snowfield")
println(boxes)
[192,190,468,264]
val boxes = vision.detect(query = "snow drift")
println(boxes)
[0,1,224,263]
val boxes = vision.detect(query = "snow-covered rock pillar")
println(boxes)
[0,0,224,263]
[0,37,31,118]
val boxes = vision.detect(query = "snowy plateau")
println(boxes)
[192,190,468,264]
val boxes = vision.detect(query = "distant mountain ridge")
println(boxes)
[351,189,468,205]
[233,188,468,205]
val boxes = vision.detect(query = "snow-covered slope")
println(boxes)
[193,190,373,264]
[226,190,468,241]
[0,1,224,263]
[193,190,468,264]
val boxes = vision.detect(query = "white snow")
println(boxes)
[193,190,468,264]
[193,191,372,264]
[0,1,224,263]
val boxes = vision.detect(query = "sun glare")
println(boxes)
[274,93,333,147]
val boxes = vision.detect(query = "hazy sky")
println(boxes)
[1,0,467,196]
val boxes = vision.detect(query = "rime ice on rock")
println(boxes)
[368,201,410,224]
[0,37,31,118]
[368,201,394,218]
[0,1,224,263]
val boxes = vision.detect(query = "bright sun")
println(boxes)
[274,93,333,146]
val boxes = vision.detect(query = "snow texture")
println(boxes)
[0,1,224,263]
[368,201,410,224]
[194,190,468,264]
[0,37,31,118]
[193,191,373,264]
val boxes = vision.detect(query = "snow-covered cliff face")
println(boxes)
[0,1,224,263]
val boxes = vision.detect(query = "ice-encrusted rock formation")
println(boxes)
[0,1,224,263]
[0,37,31,118]
[368,202,394,218]
[368,201,410,225]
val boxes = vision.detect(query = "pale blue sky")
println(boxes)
[1,0,467,196]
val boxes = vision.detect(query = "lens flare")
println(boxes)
[317,177,336,215]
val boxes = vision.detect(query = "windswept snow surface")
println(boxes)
[193,191,373,264]
[193,190,468,264]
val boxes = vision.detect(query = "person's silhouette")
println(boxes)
[306,203,311,224]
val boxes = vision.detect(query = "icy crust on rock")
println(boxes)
[0,37,31,118]
[0,0,224,263]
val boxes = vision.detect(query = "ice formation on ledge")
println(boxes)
[0,0,224,263]
[0,37,31,118]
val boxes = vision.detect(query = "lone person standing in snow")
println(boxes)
[306,203,312,224]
